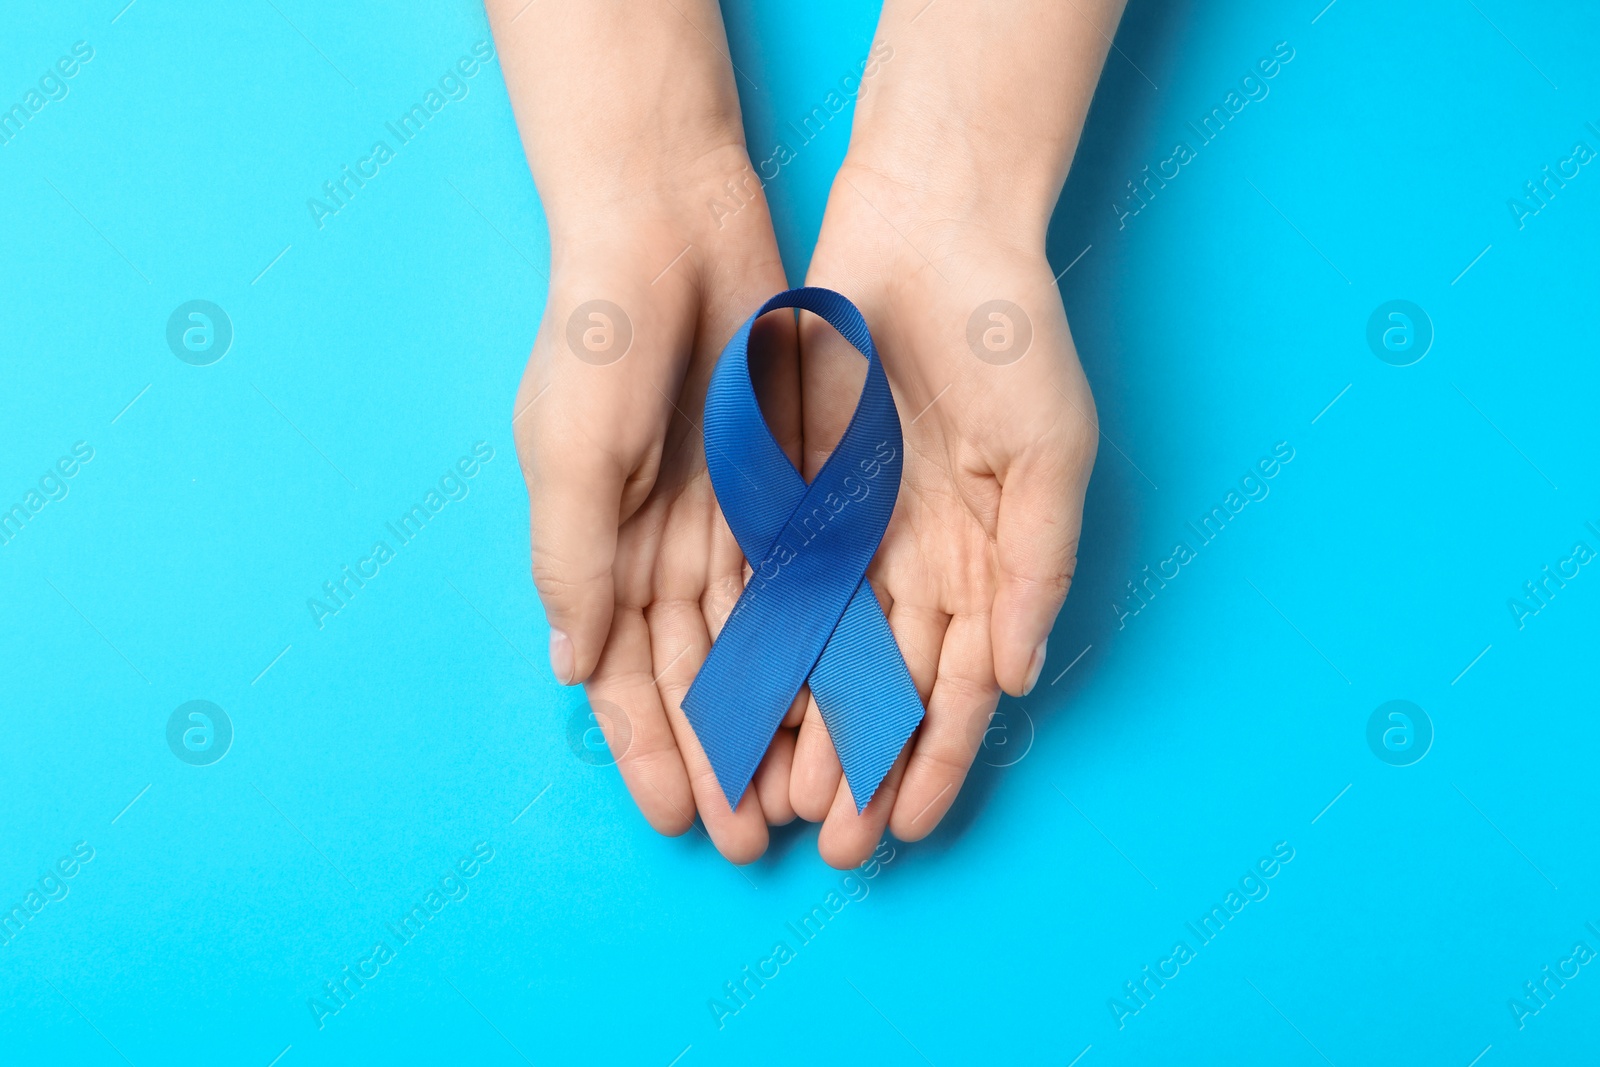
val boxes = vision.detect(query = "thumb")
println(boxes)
[523,440,626,686]
[514,276,684,686]
[515,342,636,686]
[990,442,1094,697]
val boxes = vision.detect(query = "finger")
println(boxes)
[583,606,695,836]
[701,564,743,644]
[754,727,797,826]
[788,695,842,823]
[699,463,749,642]
[790,574,902,820]
[817,746,910,870]
[782,687,808,728]
[990,424,1095,696]
[516,268,698,687]
[887,600,949,703]
[813,601,943,865]
[697,474,799,829]
[648,597,771,864]
[518,400,629,687]
[889,611,1000,842]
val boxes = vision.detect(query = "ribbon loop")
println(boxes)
[683,287,924,812]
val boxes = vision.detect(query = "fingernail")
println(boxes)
[1023,639,1047,695]
[549,628,574,684]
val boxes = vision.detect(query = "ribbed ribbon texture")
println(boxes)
[682,287,925,813]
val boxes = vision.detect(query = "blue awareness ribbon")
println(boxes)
[683,287,925,813]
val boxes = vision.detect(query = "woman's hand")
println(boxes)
[489,1,802,862]
[784,0,1124,867]
[789,162,1098,867]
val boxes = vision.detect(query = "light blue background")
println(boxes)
[2,0,1597,1063]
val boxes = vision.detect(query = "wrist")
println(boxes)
[542,141,767,266]
[838,130,1060,251]
[826,153,1053,264]
[499,0,755,242]
[844,94,1067,245]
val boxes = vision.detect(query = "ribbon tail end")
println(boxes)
[851,787,874,815]
[721,778,750,813]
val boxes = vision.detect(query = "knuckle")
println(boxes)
[530,556,605,607]
[1007,565,1074,601]
[615,726,677,776]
